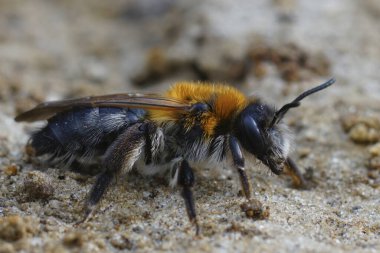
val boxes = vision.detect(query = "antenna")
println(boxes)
[269,78,335,127]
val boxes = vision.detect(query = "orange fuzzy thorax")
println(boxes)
[149,82,249,136]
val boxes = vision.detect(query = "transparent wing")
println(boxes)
[15,93,191,122]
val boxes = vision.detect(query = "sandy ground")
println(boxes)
[0,0,380,252]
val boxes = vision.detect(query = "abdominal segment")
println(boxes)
[29,107,146,172]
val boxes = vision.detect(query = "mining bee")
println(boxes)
[15,78,335,234]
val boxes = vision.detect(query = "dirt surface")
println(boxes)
[1,0,380,252]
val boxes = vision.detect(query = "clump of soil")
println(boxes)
[240,199,270,220]
[132,42,331,87]
[20,171,55,201]
[341,114,380,144]
[0,215,39,242]
[248,42,331,82]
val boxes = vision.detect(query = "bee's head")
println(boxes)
[234,78,335,174]
[234,103,289,174]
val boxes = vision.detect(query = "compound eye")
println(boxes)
[241,116,266,155]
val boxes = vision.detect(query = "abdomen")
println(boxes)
[30,107,146,171]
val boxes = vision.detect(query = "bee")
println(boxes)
[15,78,335,234]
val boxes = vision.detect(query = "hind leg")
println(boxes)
[81,122,157,221]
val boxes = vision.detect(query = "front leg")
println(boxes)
[285,157,308,189]
[229,136,270,220]
[229,135,252,199]
[82,122,155,221]
[170,159,199,235]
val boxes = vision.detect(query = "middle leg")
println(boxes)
[170,159,199,235]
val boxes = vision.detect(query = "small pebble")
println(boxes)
[0,243,15,253]
[110,233,134,250]
[349,124,379,143]
[368,143,380,157]
[240,199,270,220]
[22,171,54,201]
[367,157,380,171]
[341,114,380,144]
[63,232,85,248]
[298,147,311,158]
[0,216,38,242]
[367,170,379,179]
[3,164,18,176]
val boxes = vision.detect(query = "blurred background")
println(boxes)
[1,0,379,116]
[1,0,380,252]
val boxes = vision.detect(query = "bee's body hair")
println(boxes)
[28,82,289,177]
[18,80,334,234]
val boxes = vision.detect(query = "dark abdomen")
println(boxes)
[30,107,146,171]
